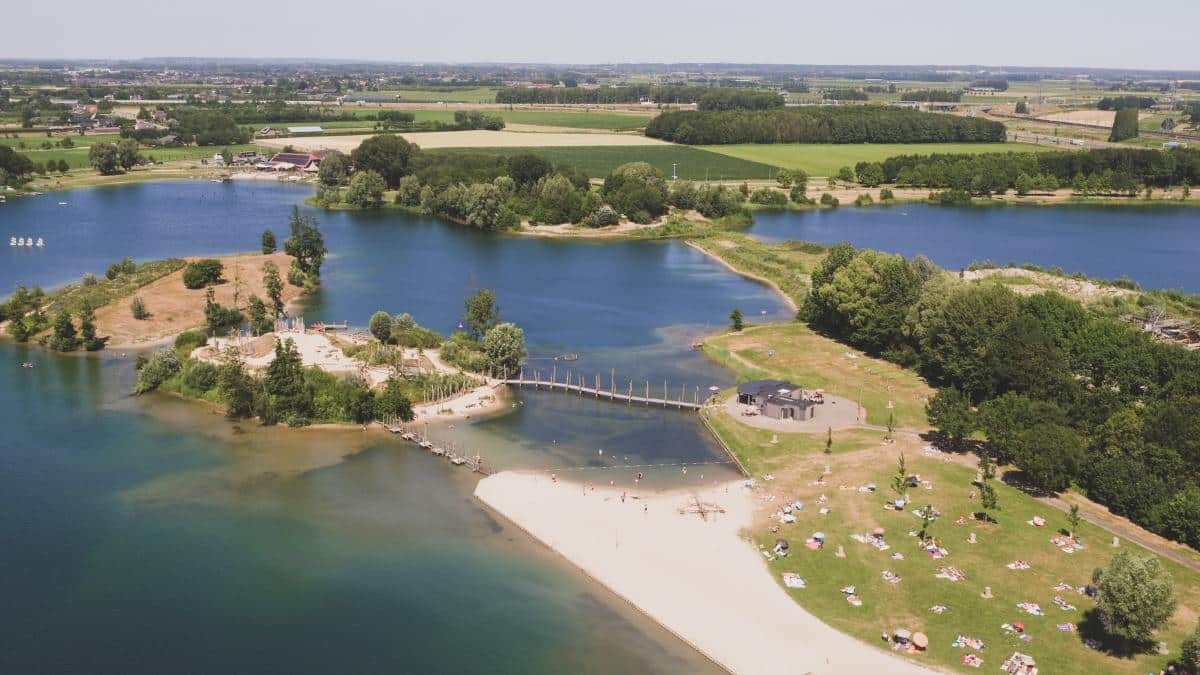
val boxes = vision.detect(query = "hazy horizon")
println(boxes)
[4,0,1196,71]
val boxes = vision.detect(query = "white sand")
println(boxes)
[258,130,668,153]
[475,472,931,675]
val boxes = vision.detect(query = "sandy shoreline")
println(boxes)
[475,471,930,675]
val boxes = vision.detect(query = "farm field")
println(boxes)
[288,109,654,131]
[258,130,668,154]
[429,145,779,180]
[1,136,265,168]
[370,87,498,103]
[701,142,1041,177]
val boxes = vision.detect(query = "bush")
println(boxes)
[182,360,219,392]
[130,296,149,320]
[134,349,182,394]
[174,329,209,353]
[583,204,620,227]
[928,188,973,205]
[182,259,225,289]
[601,162,670,223]
[854,193,874,207]
[287,260,306,287]
[749,188,788,207]
[879,187,895,201]
[819,192,839,207]
[369,311,392,342]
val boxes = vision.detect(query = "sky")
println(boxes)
[3,0,1197,71]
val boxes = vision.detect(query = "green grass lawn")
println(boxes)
[701,142,1042,177]
[429,145,778,180]
[5,142,266,169]
[743,442,1200,675]
[370,87,499,103]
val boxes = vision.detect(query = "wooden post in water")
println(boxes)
[664,381,668,407]
[595,373,600,398]
[611,369,616,400]
[645,381,650,406]
[552,364,557,388]
[627,380,633,405]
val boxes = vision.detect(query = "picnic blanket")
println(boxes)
[960,653,983,668]
[935,565,967,582]
[952,635,985,651]
[1016,602,1044,616]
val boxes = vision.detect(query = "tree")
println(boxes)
[1092,550,1176,645]
[345,169,386,208]
[977,452,999,519]
[825,426,833,454]
[369,310,393,342]
[46,309,78,351]
[1068,504,1081,537]
[601,162,670,223]
[217,358,257,419]
[776,168,795,188]
[926,387,973,449]
[88,141,120,175]
[482,322,527,378]
[182,259,225,289]
[78,301,104,351]
[1015,100,1029,114]
[203,287,243,335]
[130,296,149,320]
[463,288,499,341]
[1109,107,1139,142]
[261,229,276,254]
[836,166,857,183]
[891,452,908,502]
[1013,423,1083,492]
[247,295,272,336]
[263,261,284,317]
[729,308,744,331]
[282,206,327,279]
[1182,622,1200,672]
[374,377,415,422]
[349,134,418,188]
[116,138,142,170]
[317,151,348,186]
[857,162,885,187]
[264,337,313,425]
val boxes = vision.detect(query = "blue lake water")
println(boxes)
[748,204,1199,291]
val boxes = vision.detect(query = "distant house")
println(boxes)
[156,134,180,146]
[135,119,167,131]
[257,127,277,137]
[263,152,321,172]
[736,380,818,421]
[286,125,323,135]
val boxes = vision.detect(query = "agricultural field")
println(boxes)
[1,132,266,168]
[371,87,498,103]
[701,142,1042,177]
[430,145,779,180]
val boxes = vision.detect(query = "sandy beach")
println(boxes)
[475,471,931,675]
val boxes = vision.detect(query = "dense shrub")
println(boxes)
[182,259,224,289]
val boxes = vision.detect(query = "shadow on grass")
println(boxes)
[1076,609,1156,660]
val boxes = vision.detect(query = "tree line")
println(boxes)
[313,133,758,226]
[1097,96,1156,110]
[494,85,781,109]
[644,106,1006,145]
[802,244,1200,549]
[857,147,1200,195]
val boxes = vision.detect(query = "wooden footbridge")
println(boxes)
[379,417,490,475]
[500,366,709,411]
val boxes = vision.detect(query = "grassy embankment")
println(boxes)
[690,234,1200,675]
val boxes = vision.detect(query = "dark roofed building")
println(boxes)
[737,380,817,421]
[266,152,320,171]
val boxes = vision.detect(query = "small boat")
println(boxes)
[35,238,44,247]
[557,353,579,362]
[21,362,34,369]
[9,237,15,246]
[451,457,466,466]
[691,339,704,350]
[16,237,25,246]
[58,201,68,206]
[418,440,433,450]
[24,237,33,247]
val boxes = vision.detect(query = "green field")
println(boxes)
[370,87,499,103]
[2,134,266,169]
[430,145,778,180]
[701,142,1043,177]
[319,109,653,130]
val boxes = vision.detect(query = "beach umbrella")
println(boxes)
[872,527,885,535]
[912,632,929,649]
[812,532,825,540]
[708,386,720,392]
[894,628,911,641]
[1013,621,1025,632]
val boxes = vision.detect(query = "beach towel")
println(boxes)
[781,572,806,589]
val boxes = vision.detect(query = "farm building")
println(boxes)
[261,152,321,172]
[736,380,819,421]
